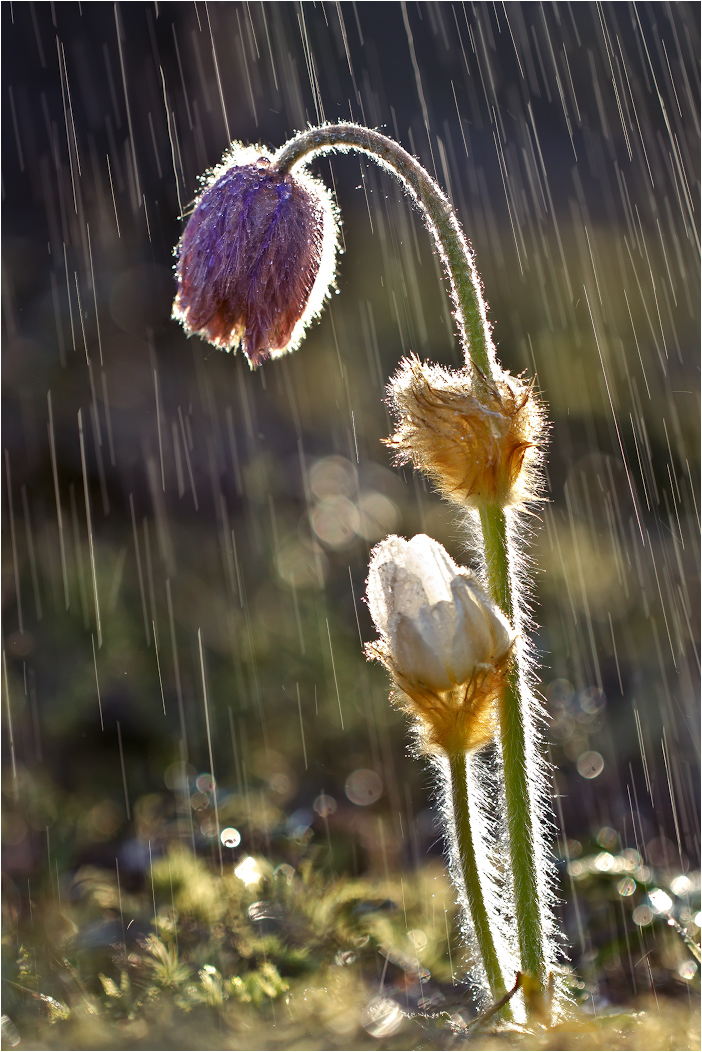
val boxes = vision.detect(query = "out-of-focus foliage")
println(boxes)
[2,832,700,1050]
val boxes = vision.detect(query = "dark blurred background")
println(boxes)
[2,1,700,1004]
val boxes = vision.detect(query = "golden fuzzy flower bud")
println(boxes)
[385,355,544,508]
[365,534,513,756]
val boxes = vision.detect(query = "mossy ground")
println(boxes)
[3,843,699,1051]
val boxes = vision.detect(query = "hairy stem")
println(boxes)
[274,123,493,377]
[275,122,549,1000]
[449,752,511,1008]
[480,507,545,985]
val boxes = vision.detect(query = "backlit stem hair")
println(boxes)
[276,123,555,1007]
[274,124,494,378]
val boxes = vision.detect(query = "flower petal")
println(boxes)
[173,147,338,367]
[393,612,454,691]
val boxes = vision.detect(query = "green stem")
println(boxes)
[275,122,548,999]
[274,123,493,376]
[480,506,545,986]
[449,752,510,1009]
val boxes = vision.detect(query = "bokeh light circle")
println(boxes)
[345,769,383,806]
[220,827,241,848]
[576,751,604,779]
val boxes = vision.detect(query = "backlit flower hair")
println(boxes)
[385,355,544,508]
[173,144,339,368]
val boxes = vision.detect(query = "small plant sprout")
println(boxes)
[173,122,561,1019]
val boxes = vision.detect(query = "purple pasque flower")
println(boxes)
[173,145,338,368]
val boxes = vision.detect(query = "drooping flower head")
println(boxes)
[365,534,513,755]
[173,144,339,368]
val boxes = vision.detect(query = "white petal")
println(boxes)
[449,578,492,678]
[391,567,432,623]
[392,612,454,690]
[366,534,513,691]
[487,606,513,660]
[367,535,407,634]
[404,535,457,605]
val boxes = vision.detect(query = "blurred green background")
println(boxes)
[2,2,700,1040]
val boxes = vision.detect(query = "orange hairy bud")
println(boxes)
[385,356,544,508]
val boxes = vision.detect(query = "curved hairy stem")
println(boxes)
[275,122,550,1005]
[274,123,493,377]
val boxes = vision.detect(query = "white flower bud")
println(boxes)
[366,535,513,754]
[367,535,511,689]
